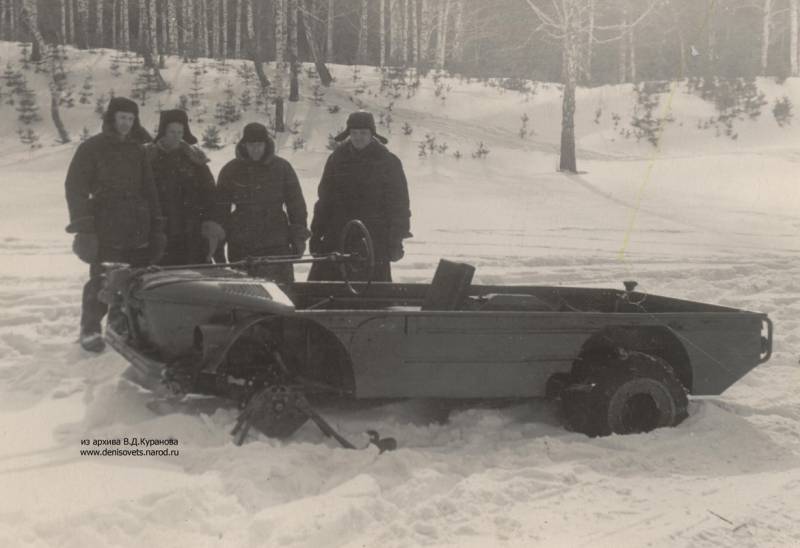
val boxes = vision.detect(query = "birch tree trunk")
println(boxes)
[149,0,158,55]
[761,0,771,75]
[584,0,595,83]
[379,0,385,66]
[246,0,253,43]
[234,0,241,57]
[275,0,286,131]
[78,0,90,49]
[420,0,431,64]
[121,0,129,50]
[167,0,177,53]
[211,0,219,57]
[111,0,116,48]
[59,0,67,43]
[160,0,168,53]
[389,0,399,63]
[436,0,450,69]
[560,24,578,173]
[0,1,7,41]
[618,4,627,83]
[289,0,299,101]
[326,0,333,62]
[21,4,71,142]
[300,0,332,85]
[451,0,463,65]
[200,0,210,57]
[222,0,228,58]
[96,0,103,47]
[402,0,409,66]
[790,0,798,76]
[628,23,636,82]
[357,0,368,64]
[410,0,417,66]
[138,0,145,51]
[181,0,193,56]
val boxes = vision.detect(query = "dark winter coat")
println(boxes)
[310,140,411,262]
[212,140,308,260]
[65,121,162,250]
[145,140,216,264]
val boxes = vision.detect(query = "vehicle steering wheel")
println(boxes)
[337,220,375,295]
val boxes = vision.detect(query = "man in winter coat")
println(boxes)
[65,96,165,352]
[145,109,225,265]
[212,122,309,284]
[308,111,411,282]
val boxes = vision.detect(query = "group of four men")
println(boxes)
[65,97,412,352]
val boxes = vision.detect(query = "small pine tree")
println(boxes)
[177,95,190,111]
[773,96,793,127]
[402,122,413,135]
[189,70,204,107]
[80,126,92,141]
[472,142,490,159]
[239,88,252,111]
[16,82,41,125]
[79,74,94,104]
[18,127,41,148]
[292,137,306,150]
[215,84,241,125]
[202,126,223,149]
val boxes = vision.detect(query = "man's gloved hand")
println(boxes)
[72,233,99,264]
[309,234,323,255]
[291,238,307,257]
[148,232,168,264]
[201,221,226,261]
[388,242,404,262]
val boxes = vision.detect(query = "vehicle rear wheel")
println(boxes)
[561,351,688,437]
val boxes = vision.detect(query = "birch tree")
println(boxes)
[222,0,229,58]
[420,0,432,64]
[235,0,242,58]
[326,0,333,62]
[167,0,177,54]
[403,0,410,66]
[451,0,464,65]
[78,0,89,48]
[300,0,333,85]
[761,0,771,75]
[21,4,70,143]
[358,0,368,64]
[410,0,418,65]
[380,0,386,66]
[211,0,219,57]
[436,0,451,69]
[289,0,299,101]
[149,0,158,56]
[791,0,798,76]
[96,0,104,47]
[275,0,287,131]
[246,0,254,44]
[121,0,130,50]
[524,0,658,173]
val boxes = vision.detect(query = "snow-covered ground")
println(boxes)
[0,42,799,547]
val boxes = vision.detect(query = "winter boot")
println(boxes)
[80,330,106,353]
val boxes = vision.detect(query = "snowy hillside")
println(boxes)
[0,42,799,547]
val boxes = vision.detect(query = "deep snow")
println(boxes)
[0,42,799,547]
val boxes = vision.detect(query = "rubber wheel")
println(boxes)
[561,351,688,437]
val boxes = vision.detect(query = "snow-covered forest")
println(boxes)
[0,1,799,546]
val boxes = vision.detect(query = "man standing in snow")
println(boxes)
[65,97,165,352]
[212,122,309,284]
[145,109,225,265]
[308,111,411,282]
